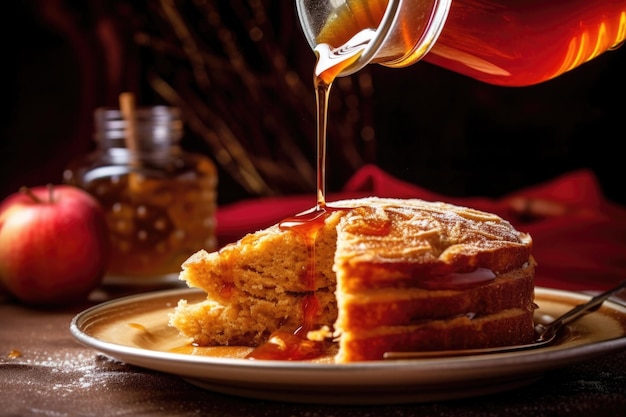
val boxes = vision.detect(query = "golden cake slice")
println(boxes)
[169,197,535,362]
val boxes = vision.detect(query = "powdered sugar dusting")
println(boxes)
[12,349,126,394]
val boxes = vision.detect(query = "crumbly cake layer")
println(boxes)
[336,307,536,362]
[171,290,337,346]
[335,265,535,330]
[334,265,535,361]
[169,197,535,361]
[169,210,344,347]
[331,198,535,362]
[333,199,533,291]
[179,209,343,299]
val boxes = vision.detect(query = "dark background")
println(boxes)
[2,0,625,206]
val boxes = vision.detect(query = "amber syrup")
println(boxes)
[246,36,371,360]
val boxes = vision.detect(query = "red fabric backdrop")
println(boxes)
[217,165,626,292]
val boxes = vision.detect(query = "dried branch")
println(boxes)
[119,0,373,198]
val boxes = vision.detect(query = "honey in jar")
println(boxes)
[64,106,217,284]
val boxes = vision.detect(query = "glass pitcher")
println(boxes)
[296,0,626,86]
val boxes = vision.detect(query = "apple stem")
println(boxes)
[19,184,56,203]
[19,186,43,204]
[48,183,55,203]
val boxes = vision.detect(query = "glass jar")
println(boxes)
[64,106,217,285]
[297,0,626,86]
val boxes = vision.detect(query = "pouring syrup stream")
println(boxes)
[245,32,375,360]
[313,29,375,209]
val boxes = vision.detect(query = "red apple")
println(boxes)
[0,184,110,306]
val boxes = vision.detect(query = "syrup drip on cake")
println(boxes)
[245,207,340,360]
[278,206,346,333]
[245,36,370,361]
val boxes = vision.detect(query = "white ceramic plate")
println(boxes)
[70,287,626,404]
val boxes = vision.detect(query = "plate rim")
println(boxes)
[69,286,626,403]
[70,286,626,369]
